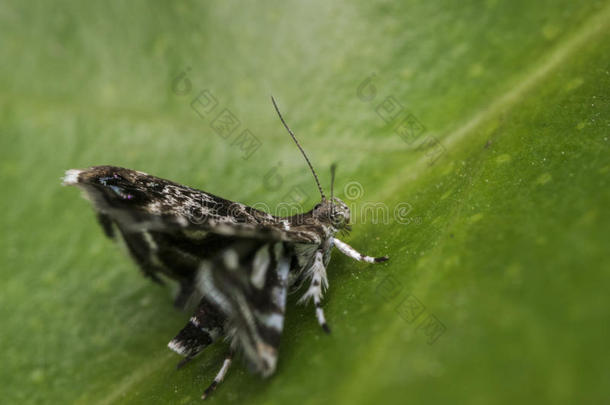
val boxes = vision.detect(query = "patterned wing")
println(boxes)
[167,296,227,364]
[197,239,291,377]
[63,166,321,243]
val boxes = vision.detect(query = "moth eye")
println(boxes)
[334,211,347,224]
[314,203,321,210]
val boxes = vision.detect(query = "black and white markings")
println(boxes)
[64,97,389,399]
[298,250,331,333]
[333,238,389,263]
[168,298,225,366]
[194,240,290,377]
[251,244,272,289]
[201,352,233,400]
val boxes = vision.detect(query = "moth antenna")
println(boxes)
[330,163,337,216]
[271,96,326,200]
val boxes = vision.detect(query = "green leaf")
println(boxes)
[1,1,609,404]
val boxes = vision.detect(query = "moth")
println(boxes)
[63,97,388,399]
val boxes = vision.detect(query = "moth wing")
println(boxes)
[197,239,291,377]
[167,297,226,361]
[64,166,321,244]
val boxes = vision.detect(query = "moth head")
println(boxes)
[313,197,351,232]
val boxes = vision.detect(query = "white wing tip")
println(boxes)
[62,169,82,186]
[167,339,188,356]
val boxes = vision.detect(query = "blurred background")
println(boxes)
[1,1,609,404]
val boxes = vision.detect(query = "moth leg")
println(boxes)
[175,355,195,369]
[168,298,225,369]
[332,238,388,263]
[96,213,115,239]
[173,279,195,310]
[298,250,331,333]
[201,351,233,400]
[116,227,164,285]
